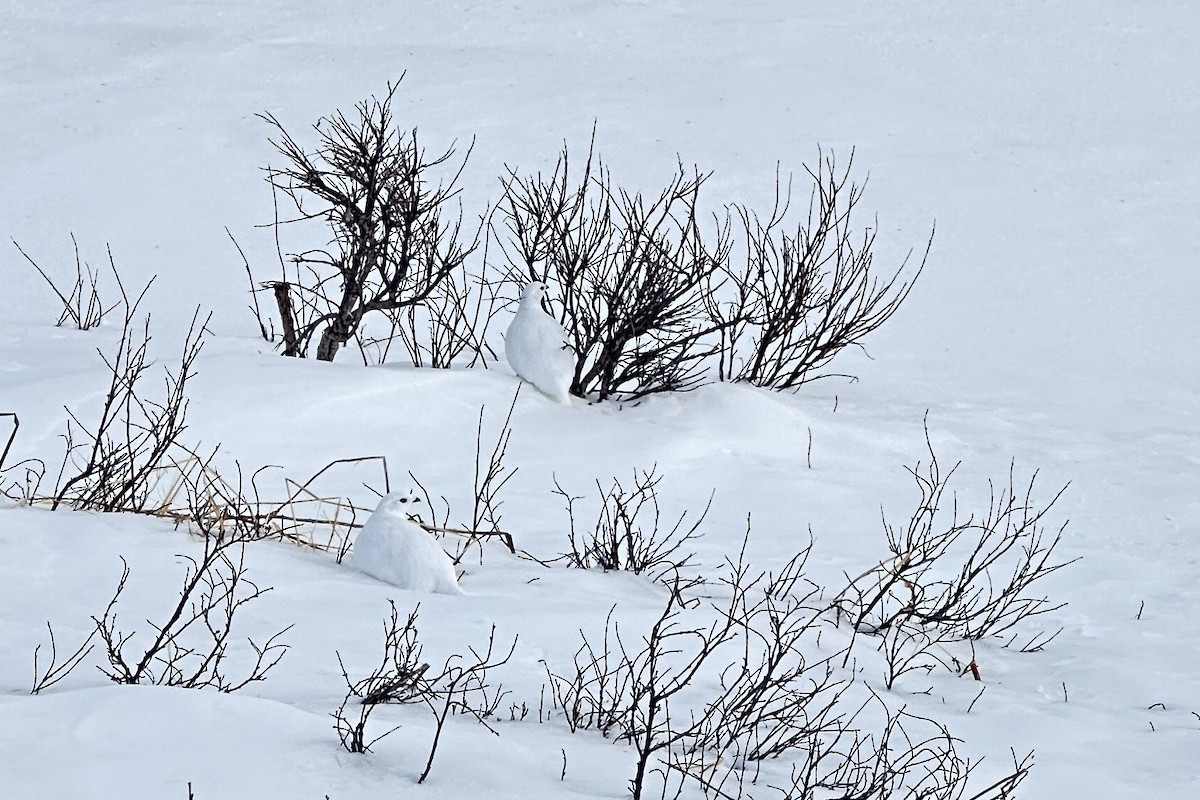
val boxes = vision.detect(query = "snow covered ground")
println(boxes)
[2,2,1198,798]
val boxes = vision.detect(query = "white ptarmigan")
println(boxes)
[350,490,463,594]
[505,282,574,403]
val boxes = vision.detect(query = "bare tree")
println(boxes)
[499,141,734,401]
[709,151,930,389]
[261,79,481,362]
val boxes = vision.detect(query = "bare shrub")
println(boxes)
[708,151,930,389]
[334,601,517,784]
[546,537,849,800]
[47,274,209,514]
[499,141,734,401]
[555,467,709,589]
[835,427,1074,651]
[547,572,734,799]
[695,542,845,764]
[15,236,121,330]
[92,536,290,691]
[260,79,482,363]
[546,531,1035,800]
[333,601,427,753]
[0,286,223,516]
[766,707,1033,800]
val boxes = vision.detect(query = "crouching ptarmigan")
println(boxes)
[505,282,574,403]
[350,490,463,594]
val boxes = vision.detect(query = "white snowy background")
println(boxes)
[2,2,1198,798]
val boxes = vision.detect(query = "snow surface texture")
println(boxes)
[350,490,463,595]
[505,282,574,403]
[1,3,1199,800]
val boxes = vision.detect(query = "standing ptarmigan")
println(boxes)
[505,282,574,403]
[350,490,463,594]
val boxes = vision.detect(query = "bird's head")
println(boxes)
[522,281,549,302]
[375,489,424,520]
[522,281,555,315]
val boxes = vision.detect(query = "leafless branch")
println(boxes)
[832,420,1075,682]
[30,621,97,694]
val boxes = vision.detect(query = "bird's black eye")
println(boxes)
[398,497,408,504]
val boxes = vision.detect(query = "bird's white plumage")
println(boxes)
[505,282,574,403]
[350,490,463,595]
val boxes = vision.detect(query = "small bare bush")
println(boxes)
[334,602,516,784]
[547,538,847,800]
[334,601,427,753]
[555,466,709,587]
[15,235,120,330]
[45,272,209,514]
[709,151,930,389]
[765,707,1033,800]
[92,536,290,691]
[0,284,222,517]
[834,423,1075,686]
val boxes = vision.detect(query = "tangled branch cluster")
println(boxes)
[555,466,709,589]
[261,80,493,365]
[834,425,1076,688]
[333,601,516,783]
[258,84,929,401]
[545,536,1035,800]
